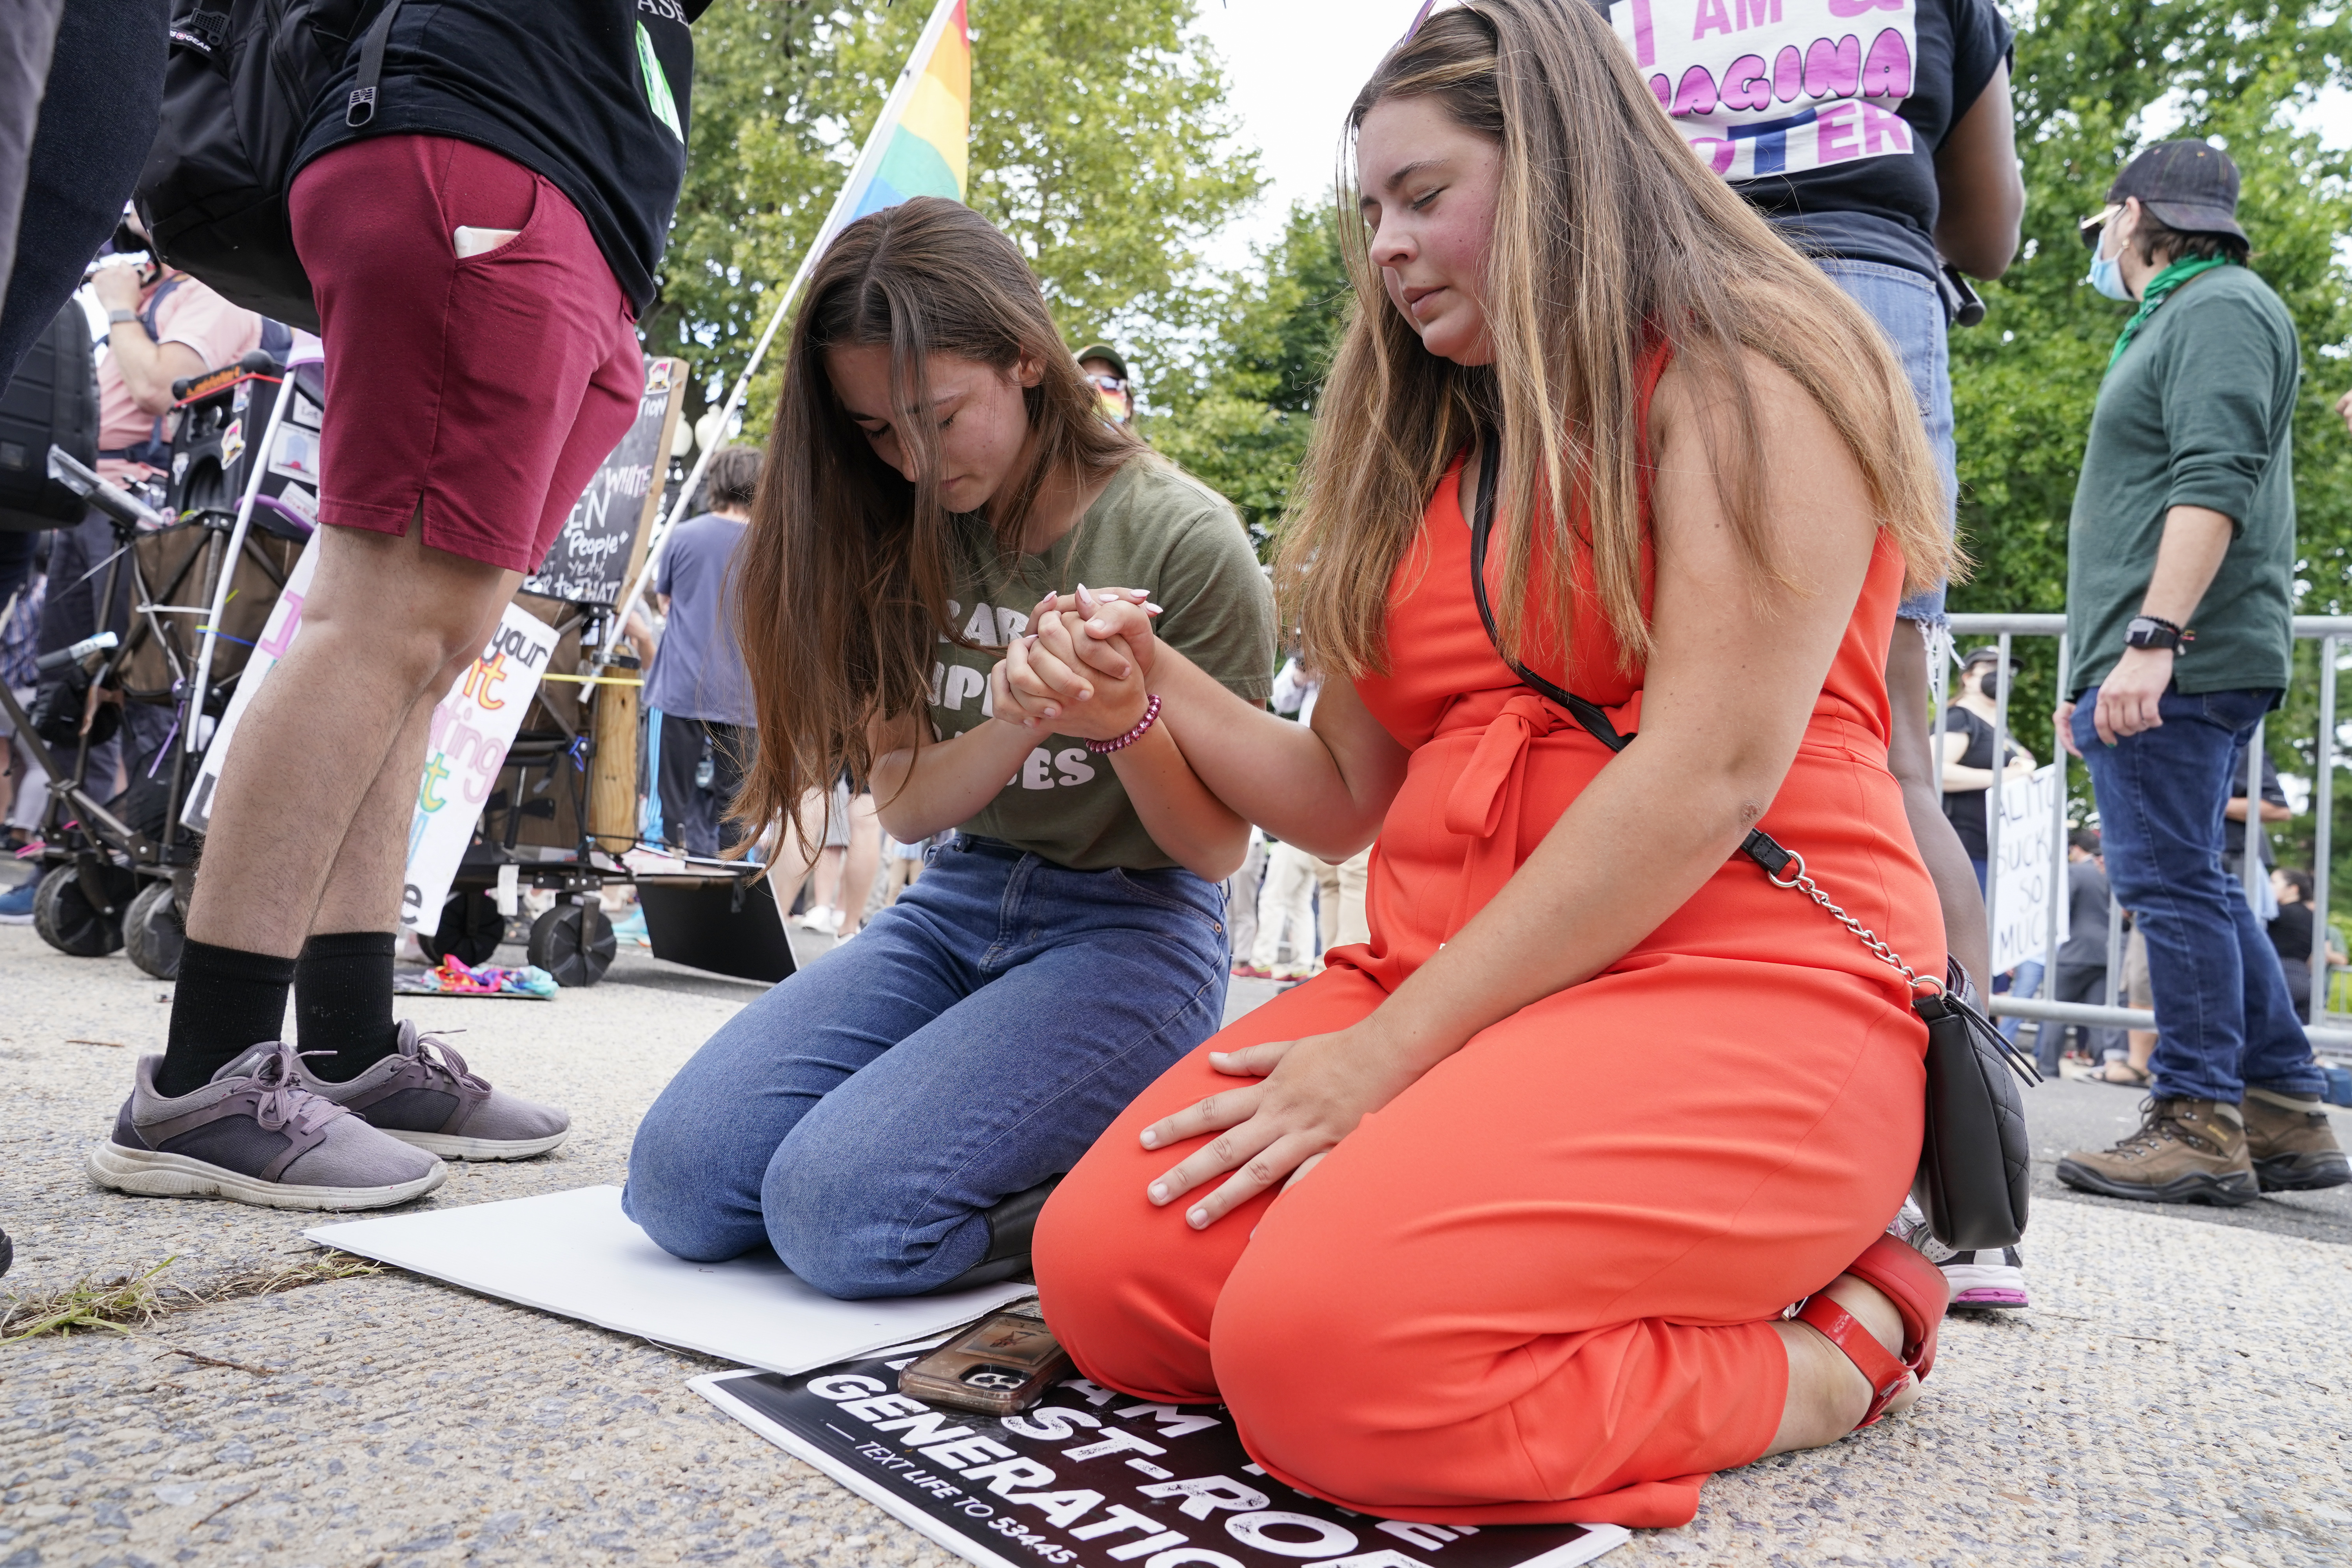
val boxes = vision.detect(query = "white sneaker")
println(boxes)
[1887,1196,2030,1310]
[1936,1248,2029,1309]
[794,905,841,933]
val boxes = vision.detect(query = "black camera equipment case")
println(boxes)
[0,302,101,531]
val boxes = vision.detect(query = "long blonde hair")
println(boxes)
[1278,0,1953,677]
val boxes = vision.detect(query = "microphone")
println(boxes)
[36,631,117,674]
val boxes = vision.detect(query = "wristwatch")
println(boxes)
[2125,615,2190,652]
[106,309,140,327]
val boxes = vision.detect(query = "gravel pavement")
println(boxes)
[3,916,2349,1568]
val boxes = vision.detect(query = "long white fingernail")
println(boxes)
[1144,604,1163,615]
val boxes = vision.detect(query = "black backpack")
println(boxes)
[136,0,405,333]
[0,303,102,533]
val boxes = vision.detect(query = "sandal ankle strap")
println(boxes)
[1794,1294,1913,1428]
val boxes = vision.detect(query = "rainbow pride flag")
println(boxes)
[842,0,972,221]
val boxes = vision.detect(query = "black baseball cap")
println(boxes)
[1959,645,2022,673]
[2108,139,2245,245]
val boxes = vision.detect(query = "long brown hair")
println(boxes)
[1279,0,1953,677]
[732,197,1138,851]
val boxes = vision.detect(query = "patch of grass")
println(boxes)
[0,1259,176,1342]
[0,1251,382,1343]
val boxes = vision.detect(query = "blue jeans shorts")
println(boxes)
[1816,259,1957,627]
[622,835,1232,1298]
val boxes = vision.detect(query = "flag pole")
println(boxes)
[597,0,967,662]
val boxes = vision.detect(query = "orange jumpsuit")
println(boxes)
[1033,444,1941,1529]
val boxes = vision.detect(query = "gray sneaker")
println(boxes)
[298,1020,569,1161]
[88,1043,445,1210]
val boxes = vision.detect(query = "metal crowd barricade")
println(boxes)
[1942,613,2351,1058]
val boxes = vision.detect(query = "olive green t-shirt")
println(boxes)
[928,457,1275,870]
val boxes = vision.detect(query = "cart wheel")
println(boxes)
[123,880,187,980]
[528,902,614,987]
[32,864,133,957]
[419,887,505,969]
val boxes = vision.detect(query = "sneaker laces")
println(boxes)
[407,1029,492,1097]
[242,1044,349,1136]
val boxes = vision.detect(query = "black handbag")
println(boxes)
[1463,436,2037,1249]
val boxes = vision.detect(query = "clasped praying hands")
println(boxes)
[989,586,1157,741]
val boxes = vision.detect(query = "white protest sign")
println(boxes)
[181,533,323,835]
[398,605,558,932]
[1990,762,2068,975]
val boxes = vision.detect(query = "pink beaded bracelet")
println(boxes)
[1087,693,1163,754]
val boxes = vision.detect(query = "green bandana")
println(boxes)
[2108,255,2235,370]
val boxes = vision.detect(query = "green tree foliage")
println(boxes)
[1147,201,1352,546]
[644,0,1259,439]
[1946,0,2352,903]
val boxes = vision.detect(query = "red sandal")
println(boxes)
[1792,1233,1950,1428]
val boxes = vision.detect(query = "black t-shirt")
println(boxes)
[1591,0,2013,281]
[294,0,708,316]
[1936,703,2016,860]
[2268,902,2313,965]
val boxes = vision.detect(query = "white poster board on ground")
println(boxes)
[306,1186,1032,1376]
[180,550,555,935]
[396,603,557,932]
[1991,762,2068,975]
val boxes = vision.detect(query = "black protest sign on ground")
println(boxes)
[523,359,681,606]
[692,1359,1629,1568]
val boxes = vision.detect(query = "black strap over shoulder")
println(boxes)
[346,0,405,127]
[1464,430,1794,879]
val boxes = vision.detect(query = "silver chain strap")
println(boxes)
[1762,851,1944,998]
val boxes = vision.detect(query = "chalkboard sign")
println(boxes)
[694,1356,1629,1568]
[523,358,682,605]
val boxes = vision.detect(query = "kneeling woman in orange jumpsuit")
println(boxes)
[1014,0,1962,1532]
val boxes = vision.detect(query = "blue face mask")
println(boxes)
[2084,241,2133,301]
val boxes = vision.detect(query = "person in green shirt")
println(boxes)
[622,198,1276,1298]
[2051,140,2347,1207]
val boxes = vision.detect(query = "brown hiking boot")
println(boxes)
[2241,1089,2351,1192]
[2055,1098,2260,1207]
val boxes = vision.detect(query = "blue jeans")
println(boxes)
[1998,958,2044,1045]
[1816,260,1956,627]
[2073,686,2322,1102]
[623,836,1231,1299]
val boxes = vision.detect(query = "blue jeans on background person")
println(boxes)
[623,835,1230,1299]
[2073,686,2324,1104]
[1818,260,1956,629]
[1998,958,2045,1046]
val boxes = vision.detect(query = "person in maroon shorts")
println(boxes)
[89,1,712,1211]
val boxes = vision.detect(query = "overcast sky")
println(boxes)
[1188,0,1419,271]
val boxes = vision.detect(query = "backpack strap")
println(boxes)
[1464,428,1795,880]
[345,1,406,127]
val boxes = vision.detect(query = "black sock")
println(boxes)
[294,931,399,1083]
[158,940,299,1097]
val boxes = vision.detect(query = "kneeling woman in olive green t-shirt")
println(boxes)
[624,199,1275,1299]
